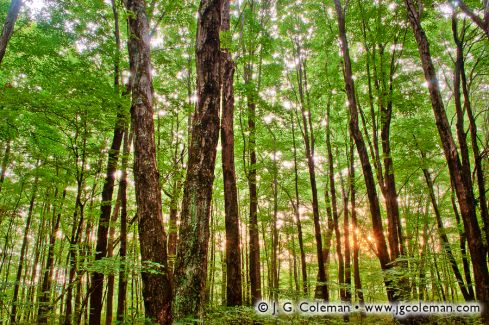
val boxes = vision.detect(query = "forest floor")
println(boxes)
[203,307,484,324]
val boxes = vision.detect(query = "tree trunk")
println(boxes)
[334,0,394,301]
[89,0,125,317]
[326,103,345,301]
[404,0,489,317]
[421,161,472,300]
[221,8,242,304]
[291,110,308,295]
[116,126,131,323]
[341,149,351,303]
[89,111,124,325]
[293,41,328,301]
[10,173,38,323]
[0,0,22,66]
[0,140,11,194]
[452,14,489,247]
[125,0,172,323]
[244,62,262,306]
[349,139,364,304]
[38,188,66,323]
[173,0,222,319]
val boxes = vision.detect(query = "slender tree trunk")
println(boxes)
[452,187,475,299]
[64,190,83,325]
[11,173,38,323]
[221,1,242,304]
[89,0,125,320]
[293,41,327,301]
[341,149,351,303]
[421,162,472,300]
[349,139,364,304]
[334,0,394,301]
[116,126,131,323]
[125,0,172,323]
[326,103,345,301]
[28,192,50,320]
[452,14,489,246]
[244,58,262,304]
[0,0,22,66]
[0,140,10,194]
[291,111,308,295]
[270,131,279,300]
[38,187,66,323]
[404,0,489,316]
[105,191,121,325]
[173,0,222,319]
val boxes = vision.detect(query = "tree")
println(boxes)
[173,0,222,319]
[404,0,489,317]
[220,0,242,307]
[334,0,396,301]
[124,0,172,323]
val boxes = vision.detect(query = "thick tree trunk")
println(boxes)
[0,0,22,66]
[173,0,222,319]
[404,0,489,317]
[220,6,242,303]
[125,0,172,323]
[334,0,394,301]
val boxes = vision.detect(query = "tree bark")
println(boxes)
[173,0,222,319]
[125,0,172,323]
[0,0,22,66]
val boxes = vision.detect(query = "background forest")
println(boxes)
[0,0,488,324]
